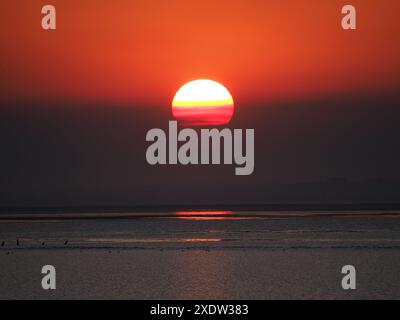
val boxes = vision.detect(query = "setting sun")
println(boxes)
[172,80,234,126]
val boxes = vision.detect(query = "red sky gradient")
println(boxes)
[0,0,399,107]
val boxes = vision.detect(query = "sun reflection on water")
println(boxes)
[175,211,235,221]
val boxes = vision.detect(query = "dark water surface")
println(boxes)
[1,211,400,299]
[0,210,399,249]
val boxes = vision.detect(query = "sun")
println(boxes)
[172,79,234,126]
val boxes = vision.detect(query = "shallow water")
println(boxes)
[1,211,400,299]
[0,210,399,250]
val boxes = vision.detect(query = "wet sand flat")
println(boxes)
[0,248,399,299]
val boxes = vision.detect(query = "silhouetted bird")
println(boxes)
[16,239,19,246]
[42,242,45,246]
[1,241,4,247]
[64,241,68,245]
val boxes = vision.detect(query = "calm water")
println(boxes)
[0,210,399,250]
[1,211,400,299]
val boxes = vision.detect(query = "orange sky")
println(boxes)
[0,0,399,106]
